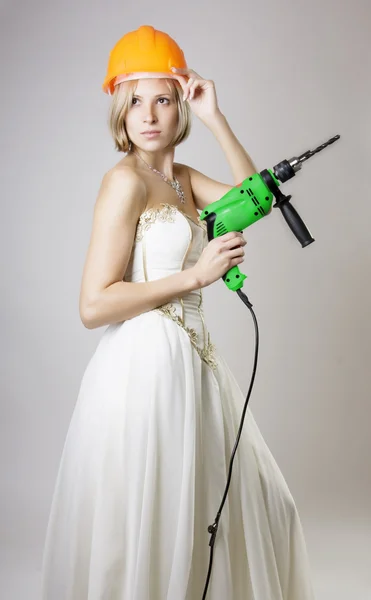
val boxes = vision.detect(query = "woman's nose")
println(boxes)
[142,105,158,122]
[144,114,157,123]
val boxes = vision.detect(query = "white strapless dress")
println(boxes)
[41,203,315,600]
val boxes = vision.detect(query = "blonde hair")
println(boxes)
[107,78,192,152]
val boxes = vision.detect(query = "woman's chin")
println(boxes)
[136,137,171,151]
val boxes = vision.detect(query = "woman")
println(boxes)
[41,25,315,600]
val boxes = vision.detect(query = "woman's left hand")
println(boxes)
[170,67,221,124]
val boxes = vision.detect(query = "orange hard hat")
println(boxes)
[102,25,188,95]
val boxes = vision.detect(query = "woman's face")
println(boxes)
[125,78,179,150]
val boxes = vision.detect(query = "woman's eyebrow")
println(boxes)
[133,93,171,98]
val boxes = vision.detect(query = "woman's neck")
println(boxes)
[131,147,176,180]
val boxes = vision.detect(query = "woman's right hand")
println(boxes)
[192,231,247,288]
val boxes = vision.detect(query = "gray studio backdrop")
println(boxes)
[1,0,370,598]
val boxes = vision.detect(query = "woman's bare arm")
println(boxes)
[79,167,200,330]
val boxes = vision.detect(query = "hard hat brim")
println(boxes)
[115,72,179,83]
[104,72,182,95]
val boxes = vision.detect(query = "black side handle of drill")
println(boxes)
[261,169,315,248]
[278,196,315,247]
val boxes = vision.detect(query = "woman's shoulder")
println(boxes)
[99,161,147,210]
[106,156,141,179]
[100,160,147,196]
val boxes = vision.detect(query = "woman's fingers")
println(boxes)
[172,67,202,79]
[188,79,199,100]
[171,67,204,100]
[221,234,247,247]
[184,78,194,100]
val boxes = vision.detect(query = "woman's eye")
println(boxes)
[132,97,169,105]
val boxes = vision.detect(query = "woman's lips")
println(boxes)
[141,131,161,138]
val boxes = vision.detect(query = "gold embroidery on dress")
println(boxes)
[154,303,217,370]
[135,203,178,241]
[142,234,148,282]
[199,332,218,370]
[135,202,207,241]
[196,290,204,340]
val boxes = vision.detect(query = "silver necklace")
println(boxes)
[131,148,186,204]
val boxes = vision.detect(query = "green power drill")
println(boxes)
[199,134,341,292]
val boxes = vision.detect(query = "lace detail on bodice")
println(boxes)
[135,203,208,241]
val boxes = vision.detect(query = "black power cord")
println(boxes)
[202,288,258,598]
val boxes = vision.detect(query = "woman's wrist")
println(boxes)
[186,266,204,291]
[201,109,225,129]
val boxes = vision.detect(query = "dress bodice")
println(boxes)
[124,203,208,284]
[123,203,217,369]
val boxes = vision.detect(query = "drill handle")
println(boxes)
[277,198,315,248]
